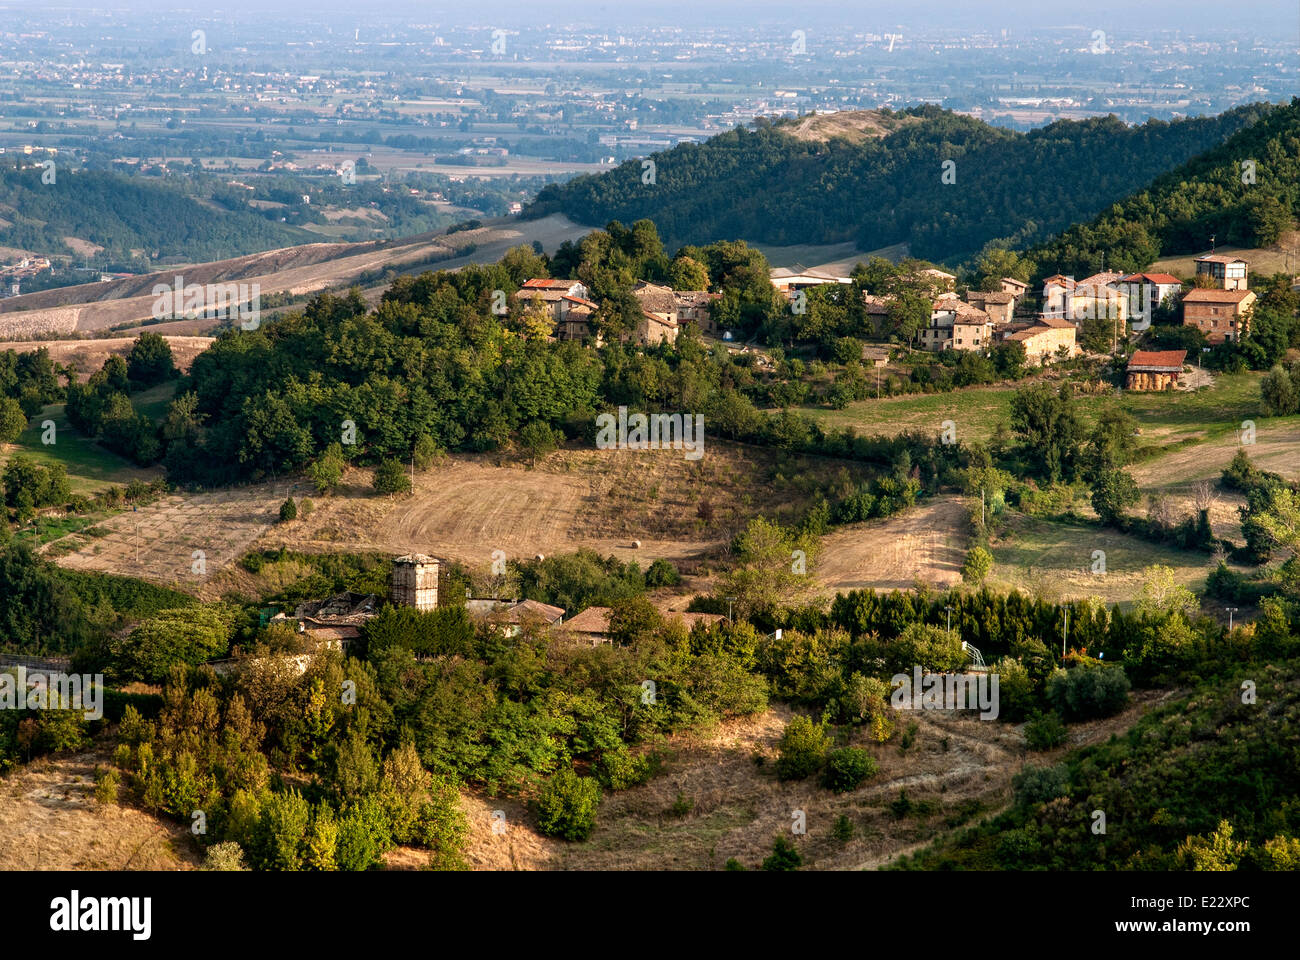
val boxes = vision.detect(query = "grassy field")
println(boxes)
[2,402,158,495]
[803,371,1282,482]
[807,385,1017,446]
[986,513,1219,609]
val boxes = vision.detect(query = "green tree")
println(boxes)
[775,714,830,781]
[372,459,412,496]
[961,546,993,585]
[126,332,177,387]
[0,396,26,444]
[534,768,601,841]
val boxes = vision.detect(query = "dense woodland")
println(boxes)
[0,162,313,263]
[1029,98,1300,279]
[528,103,1271,263]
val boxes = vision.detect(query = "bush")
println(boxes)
[372,459,412,496]
[279,497,297,522]
[596,748,654,791]
[832,815,855,841]
[1012,764,1071,806]
[961,546,993,585]
[1025,710,1068,751]
[534,768,601,842]
[1045,665,1130,721]
[761,836,802,871]
[820,747,877,792]
[93,766,119,806]
[202,841,248,871]
[775,715,830,781]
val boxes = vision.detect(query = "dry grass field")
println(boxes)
[0,336,213,380]
[54,482,297,588]
[812,497,970,596]
[436,690,1173,871]
[0,746,198,871]
[266,444,859,570]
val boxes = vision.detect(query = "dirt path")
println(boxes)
[814,497,970,595]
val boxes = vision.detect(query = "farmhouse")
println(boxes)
[999,277,1028,299]
[1194,254,1248,290]
[1003,315,1078,364]
[672,289,722,333]
[562,606,614,645]
[1119,272,1183,309]
[1126,349,1186,391]
[923,295,993,352]
[1041,274,1074,316]
[513,278,593,321]
[634,309,679,346]
[467,598,566,637]
[769,267,852,294]
[1182,288,1256,343]
[965,290,1016,323]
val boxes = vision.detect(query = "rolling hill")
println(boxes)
[526,103,1276,265]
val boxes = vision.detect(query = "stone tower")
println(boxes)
[391,554,439,611]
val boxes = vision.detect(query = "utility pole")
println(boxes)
[725,596,735,622]
[1227,607,1239,632]
[981,487,986,527]
[1062,607,1069,659]
[945,604,953,635]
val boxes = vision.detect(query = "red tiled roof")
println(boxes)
[564,606,612,634]
[1122,273,1182,285]
[1128,349,1187,370]
[1183,289,1254,303]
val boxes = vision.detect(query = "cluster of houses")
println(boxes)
[771,252,1261,392]
[778,266,1081,365]
[0,257,51,298]
[280,554,724,653]
[512,278,722,346]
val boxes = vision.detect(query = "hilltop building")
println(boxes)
[391,554,439,611]
[1194,255,1248,291]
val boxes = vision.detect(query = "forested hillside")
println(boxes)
[0,165,313,262]
[527,103,1274,264]
[1029,97,1300,278]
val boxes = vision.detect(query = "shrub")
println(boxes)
[1013,763,1072,806]
[775,715,830,781]
[1045,665,1131,721]
[1025,710,1068,751]
[596,748,654,791]
[724,857,747,871]
[832,815,855,842]
[820,747,877,793]
[94,766,120,806]
[372,459,412,496]
[961,546,993,585]
[761,836,802,871]
[202,842,248,871]
[279,497,297,522]
[534,768,601,841]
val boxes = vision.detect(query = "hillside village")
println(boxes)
[510,243,1274,397]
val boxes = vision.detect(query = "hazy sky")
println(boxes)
[8,0,1299,33]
